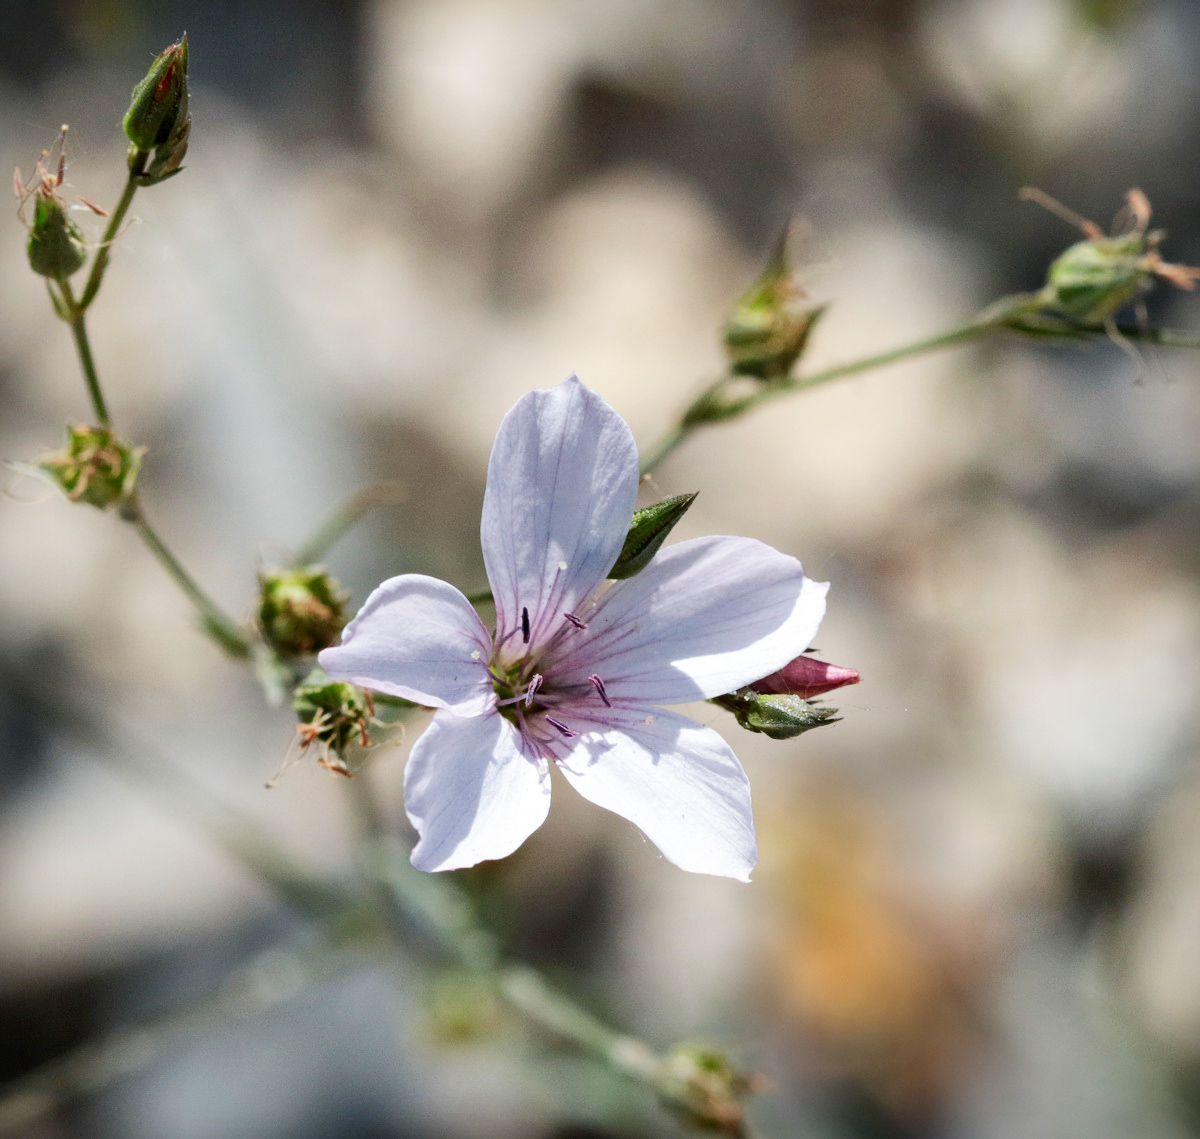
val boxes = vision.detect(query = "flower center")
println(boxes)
[489,605,612,747]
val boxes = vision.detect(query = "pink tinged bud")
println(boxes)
[747,655,860,700]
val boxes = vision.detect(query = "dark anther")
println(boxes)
[564,612,587,630]
[521,606,530,644]
[546,716,577,739]
[588,674,611,708]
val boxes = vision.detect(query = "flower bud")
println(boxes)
[713,688,842,740]
[124,35,191,184]
[747,654,860,700]
[657,1045,759,1134]
[26,185,87,280]
[608,492,698,580]
[258,566,348,657]
[723,224,826,381]
[39,424,144,510]
[292,669,372,756]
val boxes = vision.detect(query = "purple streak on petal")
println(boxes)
[318,574,493,713]
[557,706,758,881]
[405,709,551,872]
[481,377,639,651]
[547,536,828,705]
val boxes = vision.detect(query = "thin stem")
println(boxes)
[78,149,148,311]
[126,500,252,658]
[292,481,406,566]
[639,313,1200,476]
[0,940,364,1137]
[57,278,111,428]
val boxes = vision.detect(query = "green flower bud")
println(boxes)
[124,35,191,185]
[608,492,698,580]
[258,566,348,657]
[39,424,144,510]
[292,669,372,757]
[26,188,87,280]
[710,687,841,740]
[723,224,826,381]
[657,1045,759,1134]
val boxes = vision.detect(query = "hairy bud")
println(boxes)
[258,566,348,657]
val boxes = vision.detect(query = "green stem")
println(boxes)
[57,278,112,428]
[292,481,406,566]
[639,311,1200,476]
[78,149,148,311]
[126,501,252,658]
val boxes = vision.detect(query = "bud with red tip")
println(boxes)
[746,654,860,700]
[123,35,191,184]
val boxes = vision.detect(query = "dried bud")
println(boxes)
[292,669,372,757]
[608,492,698,580]
[1021,187,1200,325]
[723,223,826,381]
[124,35,191,184]
[258,566,348,657]
[657,1045,759,1135]
[747,654,860,700]
[25,179,87,280]
[40,424,144,510]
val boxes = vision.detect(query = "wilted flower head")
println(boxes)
[16,136,87,281]
[320,377,830,881]
[40,423,143,510]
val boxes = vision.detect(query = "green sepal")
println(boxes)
[608,492,698,579]
[711,688,840,739]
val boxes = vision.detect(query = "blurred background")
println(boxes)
[3,0,1200,1136]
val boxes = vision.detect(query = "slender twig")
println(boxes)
[78,149,148,311]
[292,481,406,566]
[0,939,366,1138]
[126,500,252,658]
[639,315,1200,475]
[56,278,111,428]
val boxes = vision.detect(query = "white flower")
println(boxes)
[319,377,827,880]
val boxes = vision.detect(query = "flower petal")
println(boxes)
[405,708,552,872]
[556,706,757,881]
[318,575,493,713]
[481,376,639,649]
[549,535,829,704]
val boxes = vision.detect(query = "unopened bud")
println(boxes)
[747,654,860,700]
[124,35,191,184]
[26,186,87,280]
[40,424,144,510]
[723,223,826,381]
[258,566,348,656]
[609,492,698,580]
[292,669,372,756]
[657,1045,759,1134]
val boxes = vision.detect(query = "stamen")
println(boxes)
[545,716,577,739]
[521,606,530,644]
[524,673,543,708]
[588,674,612,708]
[564,611,587,630]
